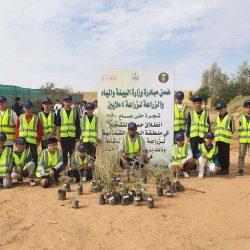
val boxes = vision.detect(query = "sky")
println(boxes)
[0,0,249,91]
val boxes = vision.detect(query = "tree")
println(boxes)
[197,85,210,109]
[233,61,250,96]
[201,62,229,106]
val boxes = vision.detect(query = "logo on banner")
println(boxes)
[158,72,169,83]
[101,75,117,81]
[131,73,139,81]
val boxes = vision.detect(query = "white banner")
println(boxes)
[97,70,174,166]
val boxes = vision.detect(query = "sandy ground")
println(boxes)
[0,145,250,250]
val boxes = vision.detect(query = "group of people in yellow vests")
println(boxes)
[0,95,99,188]
[0,91,249,188]
[171,91,250,178]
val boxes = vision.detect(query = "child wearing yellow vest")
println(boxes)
[81,102,100,158]
[237,100,250,176]
[36,137,64,188]
[197,132,220,178]
[11,137,36,186]
[214,102,233,175]
[38,98,56,150]
[68,144,94,182]
[174,91,187,139]
[170,133,195,178]
[0,133,13,188]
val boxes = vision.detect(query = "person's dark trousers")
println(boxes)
[190,136,204,158]
[61,137,76,166]
[26,142,38,167]
[41,140,47,151]
[67,169,93,182]
[82,142,96,159]
[216,141,230,174]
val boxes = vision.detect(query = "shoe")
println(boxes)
[237,169,244,176]
[198,173,204,179]
[183,171,189,178]
[29,179,36,186]
[218,170,229,175]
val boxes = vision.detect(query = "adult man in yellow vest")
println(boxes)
[186,94,210,157]
[56,95,81,166]
[214,102,233,175]
[0,96,18,148]
[16,101,42,167]
[174,91,187,138]
[237,100,250,176]
[39,98,56,150]
[170,133,195,178]
[119,122,147,169]
[0,133,13,188]
[81,102,101,158]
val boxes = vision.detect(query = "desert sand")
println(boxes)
[0,142,250,250]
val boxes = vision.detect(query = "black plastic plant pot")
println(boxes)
[72,199,79,208]
[77,183,83,195]
[99,194,106,205]
[133,196,141,206]
[147,196,154,209]
[128,190,136,202]
[156,186,164,197]
[58,189,66,200]
[108,196,117,206]
[121,194,130,206]
[115,192,122,204]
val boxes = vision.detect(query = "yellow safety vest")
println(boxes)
[200,144,218,163]
[123,135,142,158]
[19,114,38,144]
[0,147,12,177]
[171,142,189,167]
[174,104,186,132]
[36,148,62,177]
[82,115,98,143]
[239,115,250,144]
[190,110,209,138]
[60,108,76,138]
[0,109,15,141]
[13,148,30,170]
[38,111,55,140]
[214,114,232,144]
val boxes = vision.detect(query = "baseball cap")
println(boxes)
[85,102,95,110]
[0,132,7,140]
[175,132,184,141]
[175,91,184,100]
[243,100,250,107]
[205,132,214,139]
[16,137,26,144]
[47,137,58,145]
[42,98,52,105]
[128,122,137,130]
[0,96,7,102]
[22,101,33,108]
[63,95,72,101]
[77,144,87,152]
[192,94,202,103]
